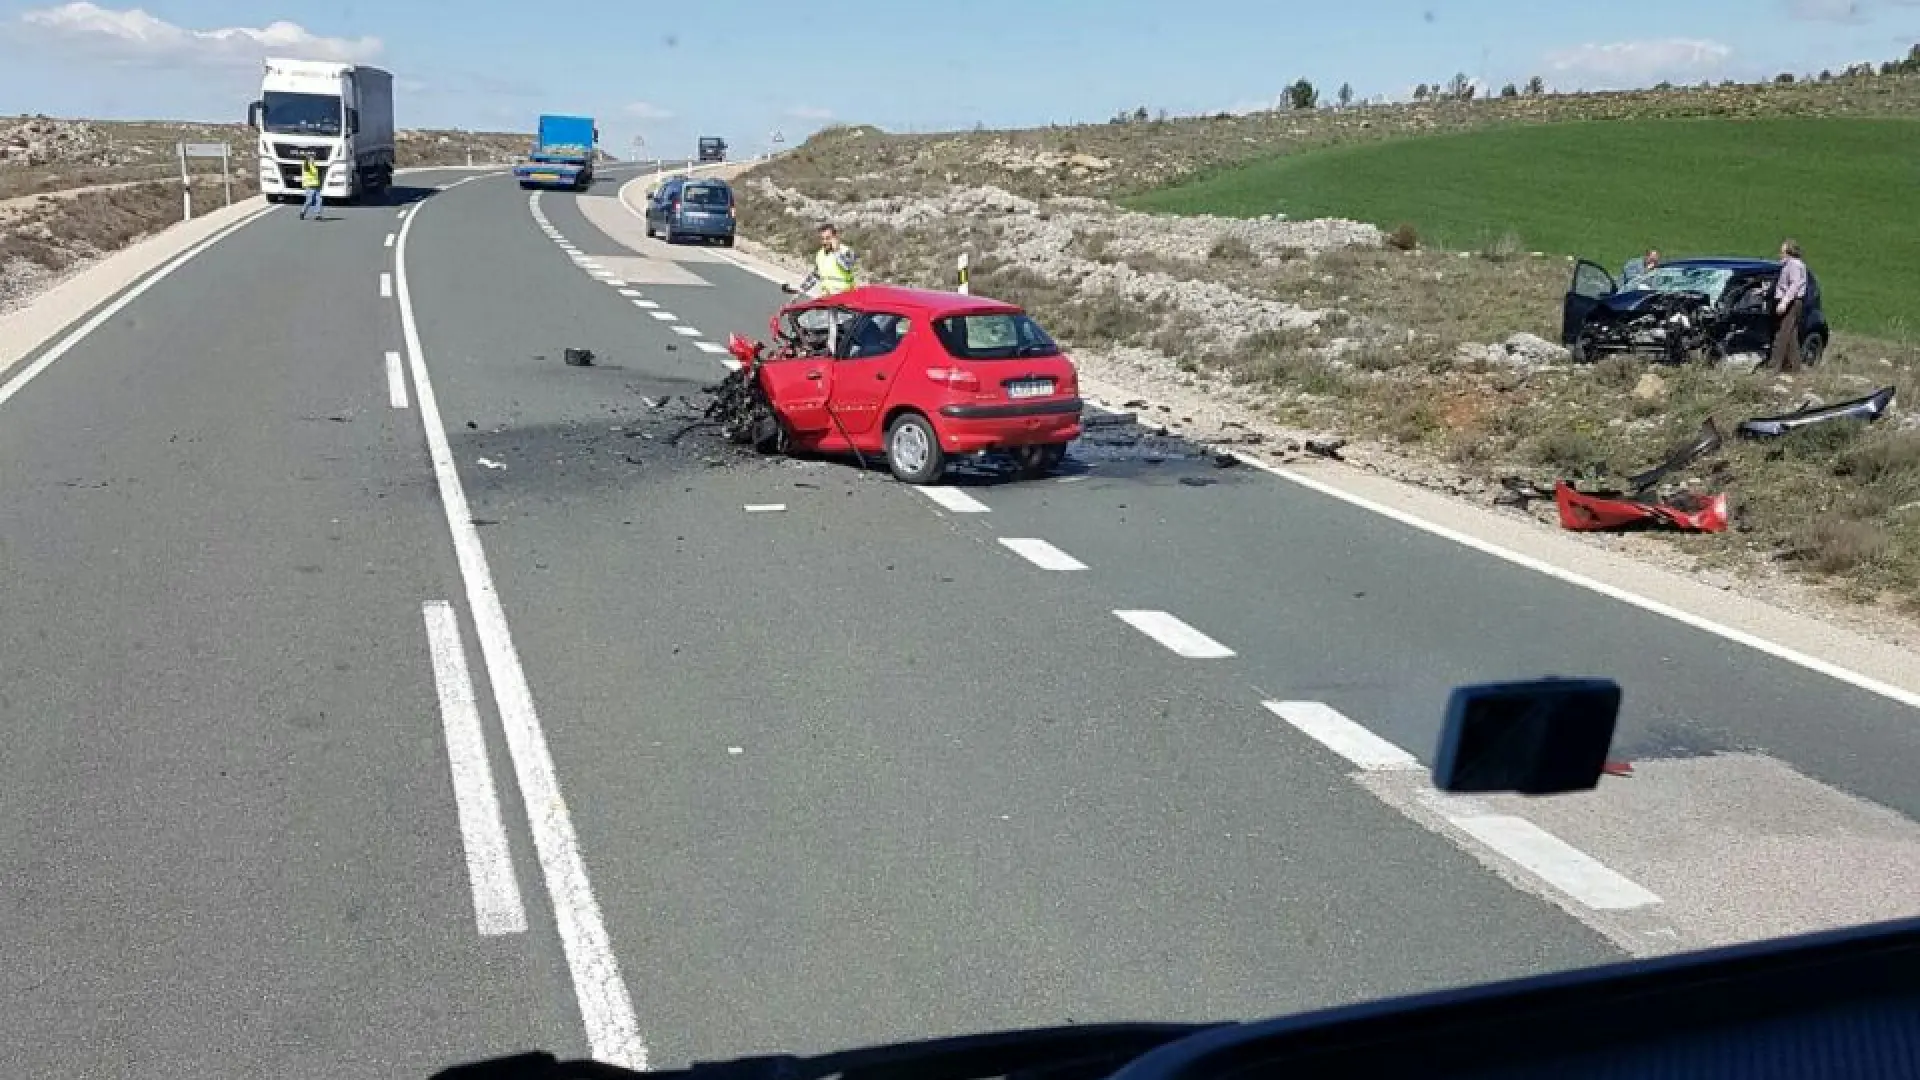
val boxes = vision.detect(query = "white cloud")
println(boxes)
[623,101,673,119]
[784,105,834,121]
[1543,38,1734,88]
[17,2,380,67]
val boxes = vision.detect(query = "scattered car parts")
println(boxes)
[1736,386,1896,438]
[1626,418,1723,495]
[1554,482,1729,533]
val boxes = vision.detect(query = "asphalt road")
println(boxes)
[3,164,1916,1075]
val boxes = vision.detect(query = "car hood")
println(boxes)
[1599,288,1712,314]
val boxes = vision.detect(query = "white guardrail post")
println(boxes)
[956,252,969,295]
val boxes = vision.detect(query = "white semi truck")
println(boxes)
[249,58,395,203]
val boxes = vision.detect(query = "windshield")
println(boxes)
[1630,264,1734,300]
[932,313,1060,358]
[683,184,731,206]
[260,91,342,136]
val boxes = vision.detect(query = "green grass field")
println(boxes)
[1127,117,1920,340]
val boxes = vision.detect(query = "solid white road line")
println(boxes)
[379,272,393,299]
[915,486,990,514]
[694,341,729,354]
[1223,451,1920,714]
[422,601,528,936]
[385,233,395,248]
[999,537,1087,571]
[1112,610,1236,659]
[1447,815,1663,911]
[385,350,409,409]
[396,197,647,1068]
[0,205,272,411]
[671,326,702,337]
[1263,701,1419,771]
[648,311,678,322]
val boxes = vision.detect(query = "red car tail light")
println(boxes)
[924,367,981,392]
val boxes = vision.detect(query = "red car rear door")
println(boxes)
[826,311,913,436]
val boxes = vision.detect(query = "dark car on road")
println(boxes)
[1562,256,1828,366]
[643,175,735,246]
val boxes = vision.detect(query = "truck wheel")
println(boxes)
[886,413,946,485]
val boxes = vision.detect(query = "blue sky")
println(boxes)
[1,0,1915,154]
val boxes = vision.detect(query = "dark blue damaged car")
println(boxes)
[1561,256,1829,366]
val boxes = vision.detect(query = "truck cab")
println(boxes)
[698,137,727,163]
[249,57,395,204]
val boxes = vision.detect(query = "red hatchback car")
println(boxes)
[728,285,1084,484]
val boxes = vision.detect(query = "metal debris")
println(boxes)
[1736,386,1896,438]
[563,348,596,367]
[477,458,506,470]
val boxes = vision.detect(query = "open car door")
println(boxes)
[1563,259,1617,348]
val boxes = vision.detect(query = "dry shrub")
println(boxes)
[1787,518,1891,574]
[1387,223,1419,251]
[1208,234,1256,263]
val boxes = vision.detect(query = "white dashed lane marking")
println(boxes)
[671,326,702,337]
[385,350,409,409]
[915,486,990,514]
[618,289,644,298]
[1264,701,1418,771]
[694,341,729,354]
[1448,815,1662,911]
[649,311,678,322]
[379,272,393,298]
[1112,610,1235,659]
[633,300,659,309]
[384,233,395,248]
[999,537,1087,571]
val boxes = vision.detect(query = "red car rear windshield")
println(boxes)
[932,313,1060,359]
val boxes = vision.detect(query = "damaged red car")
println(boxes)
[723,286,1083,484]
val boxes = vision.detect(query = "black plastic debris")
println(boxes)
[1626,418,1723,496]
[1213,454,1240,468]
[1736,386,1896,438]
[563,348,596,367]
[1180,476,1217,488]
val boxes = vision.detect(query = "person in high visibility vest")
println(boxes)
[298,157,324,221]
[811,223,857,294]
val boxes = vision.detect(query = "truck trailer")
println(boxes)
[515,115,598,191]
[249,58,395,203]
[698,136,727,163]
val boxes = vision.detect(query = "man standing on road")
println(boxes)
[1770,239,1808,372]
[298,157,324,221]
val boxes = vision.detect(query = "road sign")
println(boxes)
[176,141,233,221]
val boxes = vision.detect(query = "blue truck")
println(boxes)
[514,114,597,191]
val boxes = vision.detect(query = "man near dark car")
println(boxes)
[1770,239,1808,372]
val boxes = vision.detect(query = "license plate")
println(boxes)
[532,173,558,182]
[1007,379,1054,399]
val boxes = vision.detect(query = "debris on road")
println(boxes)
[1179,476,1217,488]
[563,348,596,367]
[1736,386,1896,438]
[477,457,506,470]
[1305,437,1347,460]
